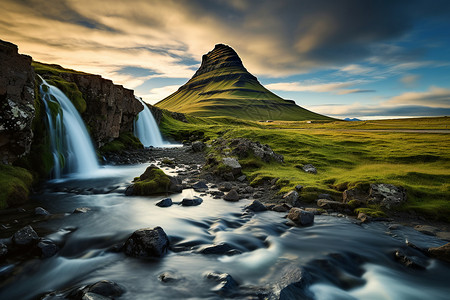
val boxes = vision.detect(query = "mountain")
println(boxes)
[155,44,332,121]
[344,118,361,121]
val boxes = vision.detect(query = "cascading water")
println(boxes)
[133,97,165,147]
[39,77,99,178]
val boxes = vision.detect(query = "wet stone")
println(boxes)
[0,243,7,258]
[245,200,267,212]
[181,197,203,206]
[156,198,173,207]
[73,207,90,214]
[158,271,182,283]
[394,249,427,270]
[38,239,59,258]
[124,226,170,258]
[287,208,314,226]
[35,207,50,216]
[13,225,39,246]
[199,243,242,256]
[205,272,239,296]
[223,189,239,202]
[192,181,208,192]
[218,182,233,192]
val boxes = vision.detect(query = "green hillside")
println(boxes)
[155,44,332,121]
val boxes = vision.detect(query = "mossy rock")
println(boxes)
[45,76,86,114]
[100,132,143,154]
[354,207,387,218]
[131,166,171,195]
[0,165,33,209]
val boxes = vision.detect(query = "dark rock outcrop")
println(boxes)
[156,197,173,207]
[230,138,284,163]
[0,40,35,164]
[13,225,39,246]
[181,197,203,206]
[124,226,170,258]
[287,208,314,226]
[59,73,143,148]
[275,264,313,300]
[245,200,267,212]
[368,184,407,209]
[428,243,450,263]
[223,189,239,202]
[205,271,240,296]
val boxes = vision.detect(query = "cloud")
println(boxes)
[308,86,450,118]
[341,64,375,75]
[2,0,450,87]
[141,85,181,104]
[385,86,450,108]
[265,81,374,95]
[400,74,420,85]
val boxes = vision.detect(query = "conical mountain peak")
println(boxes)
[155,45,331,121]
[193,44,248,77]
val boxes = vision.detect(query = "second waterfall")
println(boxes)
[39,77,99,179]
[134,97,165,147]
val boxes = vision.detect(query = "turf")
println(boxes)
[160,114,450,221]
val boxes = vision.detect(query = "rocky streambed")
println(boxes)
[1,145,450,300]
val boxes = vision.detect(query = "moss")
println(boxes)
[45,76,86,113]
[348,200,363,210]
[0,165,33,208]
[100,132,143,154]
[354,207,387,218]
[132,166,171,195]
[162,158,175,165]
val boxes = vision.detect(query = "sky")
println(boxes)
[2,0,450,119]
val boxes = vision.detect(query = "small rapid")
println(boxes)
[134,97,165,147]
[0,160,449,300]
[39,77,99,179]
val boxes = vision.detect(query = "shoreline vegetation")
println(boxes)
[159,113,450,222]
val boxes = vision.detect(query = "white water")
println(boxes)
[39,77,99,179]
[133,97,165,147]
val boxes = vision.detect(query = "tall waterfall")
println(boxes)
[39,77,99,178]
[134,97,165,147]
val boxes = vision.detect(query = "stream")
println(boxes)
[0,162,449,299]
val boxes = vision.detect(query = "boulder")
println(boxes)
[222,157,242,175]
[156,198,173,207]
[245,200,267,212]
[181,197,203,206]
[223,189,239,202]
[0,243,7,258]
[414,225,439,236]
[205,272,239,296]
[236,175,247,182]
[218,182,233,192]
[230,138,284,163]
[283,191,299,204]
[124,227,170,258]
[272,203,291,212]
[342,187,367,203]
[158,271,182,283]
[131,165,172,195]
[317,199,348,211]
[192,141,206,152]
[73,207,90,214]
[394,249,427,269]
[368,184,406,209]
[13,225,39,246]
[35,207,50,216]
[85,280,125,298]
[428,243,450,263]
[192,180,208,192]
[169,176,183,193]
[275,264,313,300]
[199,243,241,256]
[37,240,59,258]
[302,164,317,174]
[287,208,314,226]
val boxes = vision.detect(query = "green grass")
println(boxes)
[0,165,33,209]
[160,114,450,221]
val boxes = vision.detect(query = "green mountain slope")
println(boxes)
[155,44,332,121]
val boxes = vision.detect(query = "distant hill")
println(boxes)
[344,118,361,121]
[155,44,332,121]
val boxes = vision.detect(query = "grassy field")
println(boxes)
[160,114,450,221]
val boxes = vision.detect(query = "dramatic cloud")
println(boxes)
[265,81,373,95]
[385,87,450,108]
[309,86,450,118]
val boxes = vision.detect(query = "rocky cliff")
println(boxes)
[58,72,143,148]
[0,40,35,164]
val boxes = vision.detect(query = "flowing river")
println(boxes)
[0,162,449,300]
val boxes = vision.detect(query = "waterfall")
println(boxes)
[133,97,165,147]
[39,77,99,178]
